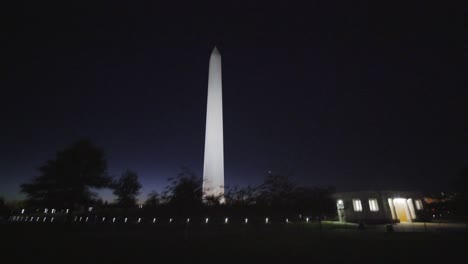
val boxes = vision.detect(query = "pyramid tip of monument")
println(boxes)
[212,46,220,55]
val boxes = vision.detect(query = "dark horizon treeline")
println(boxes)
[14,140,337,218]
[4,139,467,221]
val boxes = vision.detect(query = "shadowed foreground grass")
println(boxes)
[2,223,466,263]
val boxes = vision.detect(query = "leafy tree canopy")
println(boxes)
[20,140,110,208]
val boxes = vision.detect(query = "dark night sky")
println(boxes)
[1,1,465,201]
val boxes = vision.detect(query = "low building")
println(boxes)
[333,191,427,224]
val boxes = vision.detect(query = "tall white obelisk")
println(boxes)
[203,46,224,201]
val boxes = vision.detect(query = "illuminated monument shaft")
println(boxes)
[203,47,224,200]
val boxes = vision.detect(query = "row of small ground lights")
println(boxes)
[9,215,319,224]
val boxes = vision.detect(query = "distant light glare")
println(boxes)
[245,218,248,223]
[205,218,209,223]
[306,218,309,223]
[225,217,228,224]
[21,209,25,214]
[265,218,269,223]
[153,218,156,223]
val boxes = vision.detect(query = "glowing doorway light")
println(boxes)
[225,217,228,224]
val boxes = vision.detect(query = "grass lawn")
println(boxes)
[2,222,466,263]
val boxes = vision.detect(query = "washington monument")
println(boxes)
[202,46,224,201]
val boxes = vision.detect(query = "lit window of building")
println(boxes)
[369,199,379,212]
[415,199,423,210]
[352,199,362,212]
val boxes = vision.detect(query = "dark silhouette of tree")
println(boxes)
[112,170,142,208]
[294,186,336,217]
[258,174,297,208]
[0,197,8,218]
[162,167,202,212]
[453,168,468,220]
[144,190,160,208]
[225,185,259,206]
[20,140,110,208]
